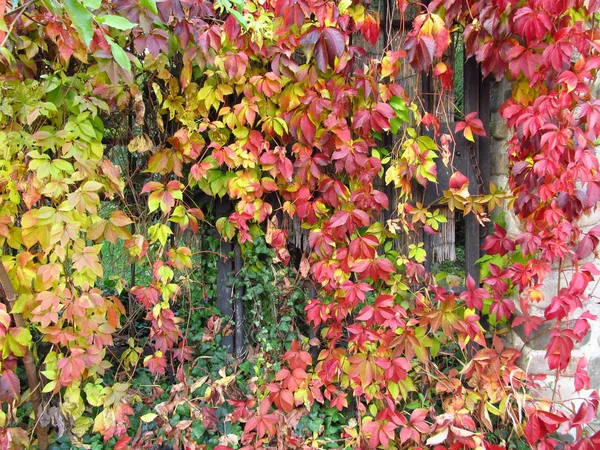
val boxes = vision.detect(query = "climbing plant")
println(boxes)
[0,0,599,449]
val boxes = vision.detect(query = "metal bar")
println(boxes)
[234,244,245,358]
[215,199,234,353]
[463,57,482,283]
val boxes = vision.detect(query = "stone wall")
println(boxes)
[488,80,600,436]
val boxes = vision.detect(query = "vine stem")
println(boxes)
[0,261,49,450]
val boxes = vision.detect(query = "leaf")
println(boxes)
[140,413,158,423]
[0,370,20,401]
[115,437,132,450]
[82,0,101,8]
[229,9,249,31]
[426,427,448,446]
[140,0,158,14]
[63,0,94,47]
[108,38,132,72]
[361,11,380,46]
[81,181,103,192]
[97,15,137,30]
[84,382,105,406]
[455,112,486,142]
[301,27,346,72]
[4,327,32,357]
[110,210,133,227]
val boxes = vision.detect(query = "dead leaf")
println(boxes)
[299,256,310,279]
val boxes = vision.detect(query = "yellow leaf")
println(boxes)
[141,413,158,423]
[463,126,474,142]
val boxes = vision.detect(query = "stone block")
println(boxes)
[514,319,591,351]
[587,355,600,389]
[531,270,600,312]
[503,209,522,238]
[490,146,509,176]
[514,321,553,351]
[489,79,512,113]
[520,349,581,376]
[490,120,509,141]
[490,174,508,190]
[579,207,600,229]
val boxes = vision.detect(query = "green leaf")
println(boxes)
[82,0,101,8]
[388,381,399,400]
[11,327,32,347]
[40,0,62,14]
[417,135,437,151]
[63,0,94,47]
[97,15,137,30]
[42,380,57,393]
[84,382,105,406]
[390,96,409,122]
[0,48,14,65]
[140,0,158,14]
[148,223,172,246]
[389,117,402,135]
[4,327,31,357]
[215,217,235,241]
[229,9,249,30]
[109,39,132,72]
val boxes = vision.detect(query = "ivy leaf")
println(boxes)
[97,15,137,30]
[455,112,486,142]
[148,223,173,246]
[140,413,158,423]
[82,0,101,8]
[108,38,131,72]
[140,0,158,14]
[361,11,380,46]
[4,327,32,357]
[229,9,249,31]
[63,0,94,48]
[0,370,20,401]
[300,27,345,72]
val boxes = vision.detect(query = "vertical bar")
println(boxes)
[234,244,245,358]
[463,57,482,283]
[478,76,491,191]
[215,198,234,353]
[478,76,492,251]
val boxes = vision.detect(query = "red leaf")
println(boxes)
[482,224,515,256]
[115,436,132,450]
[361,11,380,46]
[329,210,350,228]
[575,357,591,392]
[448,171,469,192]
[513,7,552,44]
[0,0,6,43]
[455,112,486,142]
[460,274,488,310]
[301,27,346,72]
[0,370,20,402]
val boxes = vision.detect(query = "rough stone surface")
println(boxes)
[490,120,509,141]
[514,321,553,351]
[588,355,600,389]
[516,319,591,350]
[489,80,512,113]
[490,174,508,190]
[579,208,600,229]
[503,209,522,238]
[490,146,509,176]
[521,350,581,376]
